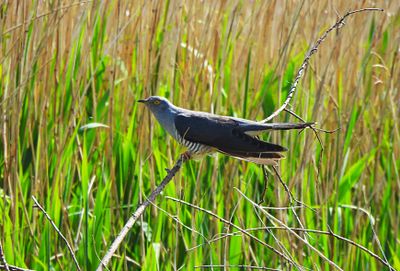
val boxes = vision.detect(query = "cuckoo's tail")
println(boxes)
[240,122,315,136]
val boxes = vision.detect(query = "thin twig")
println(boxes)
[271,166,312,242]
[258,165,269,204]
[96,154,189,271]
[340,204,390,266]
[0,265,34,271]
[283,107,326,172]
[261,7,384,123]
[32,196,81,271]
[188,225,396,271]
[165,196,300,269]
[313,126,341,134]
[148,197,210,243]
[194,264,281,270]
[0,241,10,271]
[271,166,315,213]
[235,188,344,271]
[326,225,396,271]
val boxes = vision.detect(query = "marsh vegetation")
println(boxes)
[1,1,399,270]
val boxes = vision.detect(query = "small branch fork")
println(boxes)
[164,196,298,268]
[257,8,384,206]
[261,7,383,123]
[1,236,33,271]
[0,241,10,271]
[235,188,396,271]
[96,154,189,271]
[187,225,395,270]
[0,265,34,271]
[32,196,81,271]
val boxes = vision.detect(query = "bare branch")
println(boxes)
[271,166,314,212]
[96,154,189,271]
[148,198,210,243]
[194,264,281,270]
[261,7,384,123]
[235,188,344,271]
[32,196,81,271]
[326,225,395,271]
[0,264,34,271]
[258,165,269,204]
[0,241,10,271]
[165,196,301,269]
[189,226,396,271]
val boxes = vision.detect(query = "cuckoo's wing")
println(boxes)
[174,113,287,154]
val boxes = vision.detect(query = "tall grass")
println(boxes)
[1,1,399,270]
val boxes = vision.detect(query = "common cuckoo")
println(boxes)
[139,96,312,165]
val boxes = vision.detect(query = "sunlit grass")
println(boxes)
[0,1,399,270]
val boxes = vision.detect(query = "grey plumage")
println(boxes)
[138,96,312,165]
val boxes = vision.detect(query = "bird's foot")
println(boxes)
[181,151,192,161]
[165,153,191,174]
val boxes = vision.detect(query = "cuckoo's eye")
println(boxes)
[153,100,161,105]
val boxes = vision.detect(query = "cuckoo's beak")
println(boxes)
[137,98,148,103]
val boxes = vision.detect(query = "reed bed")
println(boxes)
[1,0,399,270]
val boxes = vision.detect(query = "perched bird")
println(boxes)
[139,96,312,166]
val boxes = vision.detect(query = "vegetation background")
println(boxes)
[1,0,399,270]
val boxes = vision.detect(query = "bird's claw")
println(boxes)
[181,152,191,161]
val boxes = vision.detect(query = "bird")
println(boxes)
[138,96,313,166]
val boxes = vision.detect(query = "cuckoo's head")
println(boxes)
[138,96,172,115]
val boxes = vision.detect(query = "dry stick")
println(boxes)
[3,213,37,271]
[261,7,384,123]
[0,265,34,271]
[0,241,10,271]
[165,196,301,269]
[258,165,269,204]
[339,204,391,267]
[325,225,396,271]
[249,202,302,271]
[235,188,344,271]
[96,154,189,271]
[284,107,327,173]
[271,166,313,212]
[147,197,210,243]
[194,265,280,270]
[32,196,81,271]
[189,226,395,271]
[271,166,312,244]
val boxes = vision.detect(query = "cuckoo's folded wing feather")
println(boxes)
[236,122,314,134]
[174,113,287,154]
